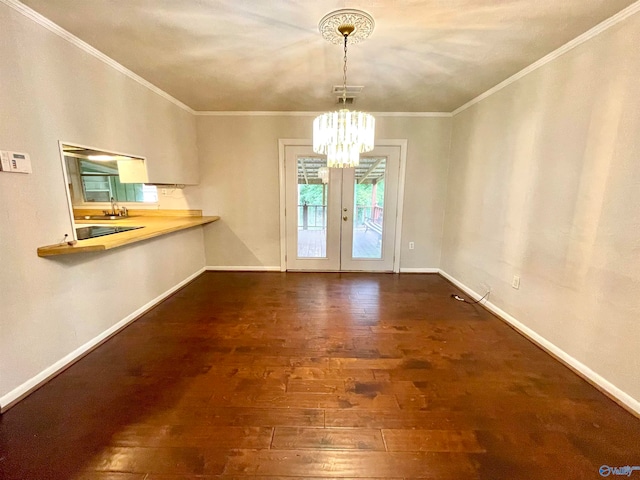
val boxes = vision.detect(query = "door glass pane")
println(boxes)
[352,157,386,259]
[297,157,328,258]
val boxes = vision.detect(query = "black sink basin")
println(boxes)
[76,225,143,240]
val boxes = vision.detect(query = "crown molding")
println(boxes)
[1,0,195,115]
[195,111,451,117]
[372,112,452,118]
[452,0,640,116]
[195,111,320,117]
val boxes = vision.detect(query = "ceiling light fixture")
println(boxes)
[313,9,375,168]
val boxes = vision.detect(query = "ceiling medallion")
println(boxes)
[318,9,375,45]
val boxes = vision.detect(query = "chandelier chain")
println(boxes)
[342,34,348,105]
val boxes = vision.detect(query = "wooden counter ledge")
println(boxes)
[37,211,219,257]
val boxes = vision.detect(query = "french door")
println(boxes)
[284,145,401,271]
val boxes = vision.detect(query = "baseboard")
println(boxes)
[437,269,640,418]
[399,268,440,273]
[205,266,281,272]
[0,267,206,413]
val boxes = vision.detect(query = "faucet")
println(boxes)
[110,197,118,216]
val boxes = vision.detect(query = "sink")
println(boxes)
[76,225,144,240]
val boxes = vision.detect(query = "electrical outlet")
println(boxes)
[409,242,415,250]
[512,275,520,289]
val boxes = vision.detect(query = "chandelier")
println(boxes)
[313,10,375,168]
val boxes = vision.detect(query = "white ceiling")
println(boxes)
[20,0,637,112]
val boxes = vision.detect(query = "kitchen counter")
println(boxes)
[37,211,219,257]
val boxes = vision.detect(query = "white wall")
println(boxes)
[197,114,451,269]
[442,13,640,404]
[0,3,205,406]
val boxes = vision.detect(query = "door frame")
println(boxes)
[278,138,408,273]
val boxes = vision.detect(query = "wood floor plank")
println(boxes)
[203,407,325,427]
[84,446,228,475]
[209,391,400,410]
[70,474,146,480]
[265,366,377,381]
[325,409,474,429]
[110,426,273,449]
[1,272,639,480]
[272,427,386,451]
[287,379,346,394]
[223,449,479,479]
[382,429,485,453]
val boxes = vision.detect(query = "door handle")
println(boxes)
[343,216,348,221]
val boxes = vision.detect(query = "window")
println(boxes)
[63,149,157,205]
[72,158,157,203]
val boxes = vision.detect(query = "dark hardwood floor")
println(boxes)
[1,272,639,479]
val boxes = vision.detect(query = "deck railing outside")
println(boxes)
[298,204,383,230]
[298,204,326,230]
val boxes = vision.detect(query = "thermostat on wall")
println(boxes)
[0,150,32,173]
